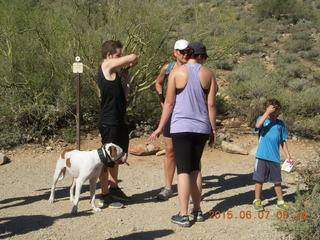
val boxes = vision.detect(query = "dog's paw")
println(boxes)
[48,198,54,203]
[71,205,78,215]
[93,207,102,212]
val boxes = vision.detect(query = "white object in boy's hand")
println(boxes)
[281,159,296,172]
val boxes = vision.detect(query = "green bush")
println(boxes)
[235,43,265,55]
[287,78,311,92]
[299,49,320,61]
[275,53,300,66]
[284,63,308,78]
[214,58,235,70]
[313,72,320,84]
[276,155,320,240]
[284,39,313,52]
[255,0,317,23]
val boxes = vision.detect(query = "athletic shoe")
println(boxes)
[191,209,204,222]
[156,188,173,201]
[109,187,132,202]
[277,201,290,211]
[252,199,265,211]
[97,194,124,209]
[171,214,191,227]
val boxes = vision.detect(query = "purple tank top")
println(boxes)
[170,63,211,134]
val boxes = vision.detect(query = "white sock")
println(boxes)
[277,200,284,205]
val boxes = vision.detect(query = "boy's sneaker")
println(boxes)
[191,209,204,222]
[277,201,290,211]
[156,188,173,201]
[109,187,132,202]
[171,214,191,227]
[252,199,265,211]
[97,194,124,209]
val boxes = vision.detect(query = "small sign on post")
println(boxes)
[73,56,83,150]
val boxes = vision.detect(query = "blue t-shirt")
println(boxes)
[255,116,288,163]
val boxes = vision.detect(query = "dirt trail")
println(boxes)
[0,132,318,240]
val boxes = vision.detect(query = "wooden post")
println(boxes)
[76,73,81,150]
[73,56,83,150]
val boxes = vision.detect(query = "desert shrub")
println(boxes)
[284,38,313,52]
[287,78,312,92]
[313,72,320,84]
[299,49,320,61]
[227,57,265,83]
[244,31,263,44]
[284,63,308,78]
[62,128,76,143]
[287,115,320,139]
[255,0,317,23]
[214,58,235,70]
[275,53,300,66]
[276,154,320,240]
[216,95,231,115]
[235,43,265,55]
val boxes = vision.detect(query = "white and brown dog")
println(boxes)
[48,143,127,214]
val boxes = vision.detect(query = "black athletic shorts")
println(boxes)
[172,132,209,174]
[163,114,172,138]
[99,123,129,153]
[252,158,282,184]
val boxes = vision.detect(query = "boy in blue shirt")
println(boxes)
[253,99,292,211]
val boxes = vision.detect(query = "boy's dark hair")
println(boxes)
[101,40,123,59]
[264,98,282,110]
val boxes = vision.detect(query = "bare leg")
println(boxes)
[108,164,119,189]
[190,171,201,210]
[99,166,109,195]
[274,183,283,201]
[177,173,190,216]
[164,137,175,189]
[255,182,263,200]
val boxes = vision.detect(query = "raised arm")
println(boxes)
[107,54,138,73]
[255,105,276,129]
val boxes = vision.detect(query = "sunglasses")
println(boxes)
[178,50,187,54]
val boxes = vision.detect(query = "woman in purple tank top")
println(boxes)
[150,42,218,227]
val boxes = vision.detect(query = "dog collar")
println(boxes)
[97,147,109,166]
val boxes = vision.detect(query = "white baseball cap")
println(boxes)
[174,39,189,50]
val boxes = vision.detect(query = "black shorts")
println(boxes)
[99,123,129,153]
[172,132,209,174]
[252,158,282,184]
[163,114,172,138]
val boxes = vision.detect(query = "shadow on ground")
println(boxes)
[0,212,92,239]
[106,229,174,240]
[201,172,296,219]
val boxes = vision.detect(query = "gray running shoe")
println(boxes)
[171,214,190,227]
[156,188,173,201]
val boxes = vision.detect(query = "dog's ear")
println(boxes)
[108,146,117,158]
